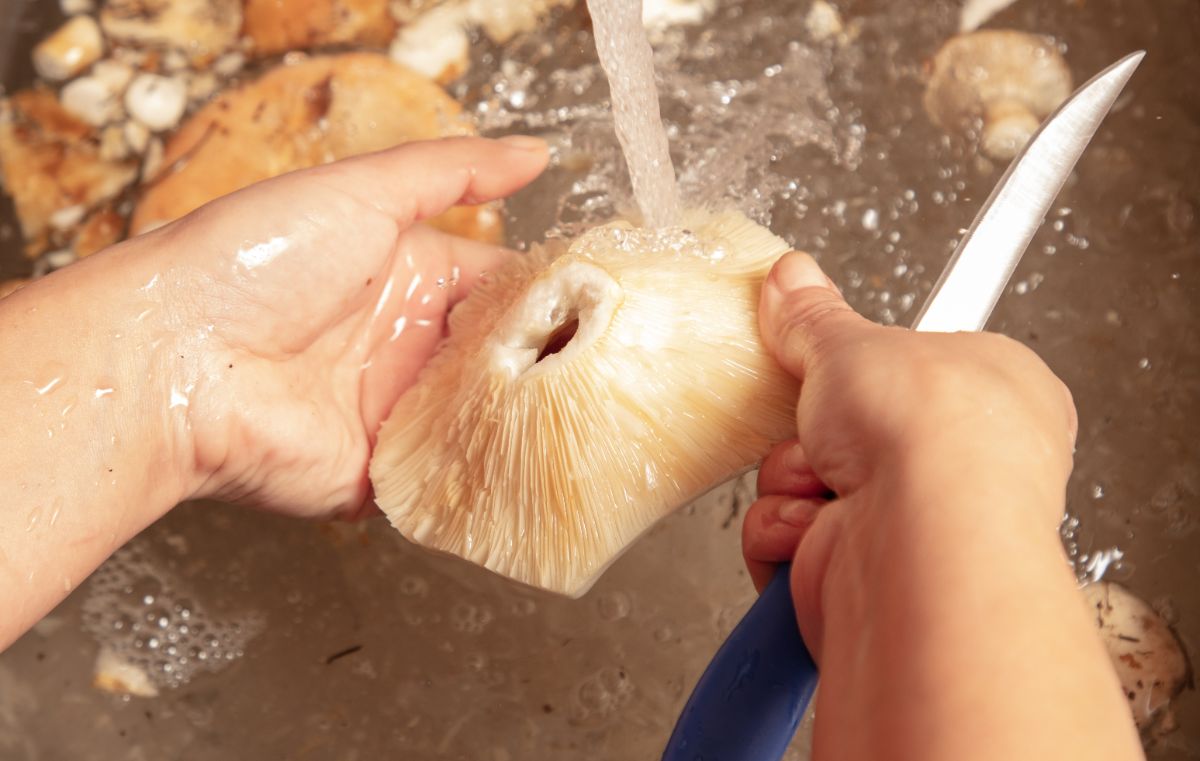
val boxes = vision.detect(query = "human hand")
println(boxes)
[129,136,549,520]
[742,251,1079,658]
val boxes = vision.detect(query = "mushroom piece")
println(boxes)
[923,30,1072,161]
[130,53,501,244]
[1083,581,1192,736]
[0,90,138,257]
[100,0,242,65]
[242,0,397,57]
[92,646,159,698]
[369,210,800,596]
[32,15,104,82]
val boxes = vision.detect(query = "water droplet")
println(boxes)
[596,590,631,621]
[25,507,42,532]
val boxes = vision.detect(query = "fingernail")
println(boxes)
[499,135,547,152]
[769,251,829,294]
[781,443,808,474]
[779,499,820,527]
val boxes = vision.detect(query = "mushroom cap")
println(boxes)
[130,53,501,245]
[923,30,1072,138]
[1083,581,1192,731]
[370,210,800,596]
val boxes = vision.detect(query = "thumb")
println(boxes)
[758,252,874,381]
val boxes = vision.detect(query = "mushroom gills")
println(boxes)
[370,210,800,597]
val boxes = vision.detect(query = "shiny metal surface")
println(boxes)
[913,51,1145,332]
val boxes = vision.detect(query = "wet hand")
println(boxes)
[138,136,548,520]
[742,252,1078,658]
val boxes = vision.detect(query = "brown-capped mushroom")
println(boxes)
[370,210,800,596]
[130,53,501,244]
[923,30,1073,160]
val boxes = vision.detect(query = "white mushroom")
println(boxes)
[98,124,130,161]
[122,119,150,153]
[370,210,800,596]
[388,3,472,84]
[959,0,1020,32]
[923,30,1073,160]
[124,73,188,132]
[48,204,87,231]
[91,59,135,94]
[32,15,104,82]
[60,76,124,127]
[642,0,715,28]
[1083,581,1192,735]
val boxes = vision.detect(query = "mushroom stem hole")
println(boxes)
[536,316,580,363]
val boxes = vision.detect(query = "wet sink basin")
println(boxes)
[1,0,1198,759]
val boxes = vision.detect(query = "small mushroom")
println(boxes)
[124,73,188,132]
[388,3,472,84]
[1083,581,1192,737]
[923,30,1072,160]
[32,15,104,82]
[60,76,124,127]
[91,59,136,94]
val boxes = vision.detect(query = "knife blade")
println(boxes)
[661,49,1145,761]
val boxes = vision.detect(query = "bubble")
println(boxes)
[82,546,263,691]
[399,575,429,597]
[595,591,631,621]
[450,602,495,634]
[571,666,635,723]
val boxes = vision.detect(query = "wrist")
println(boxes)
[65,237,204,516]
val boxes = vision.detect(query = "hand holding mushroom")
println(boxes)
[741,252,1148,761]
[0,136,547,647]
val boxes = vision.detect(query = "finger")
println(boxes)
[742,495,826,593]
[316,136,549,228]
[757,440,830,498]
[396,222,514,305]
[759,252,875,381]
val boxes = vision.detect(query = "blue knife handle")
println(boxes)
[661,564,818,761]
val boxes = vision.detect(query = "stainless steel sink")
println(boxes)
[1,0,1197,758]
